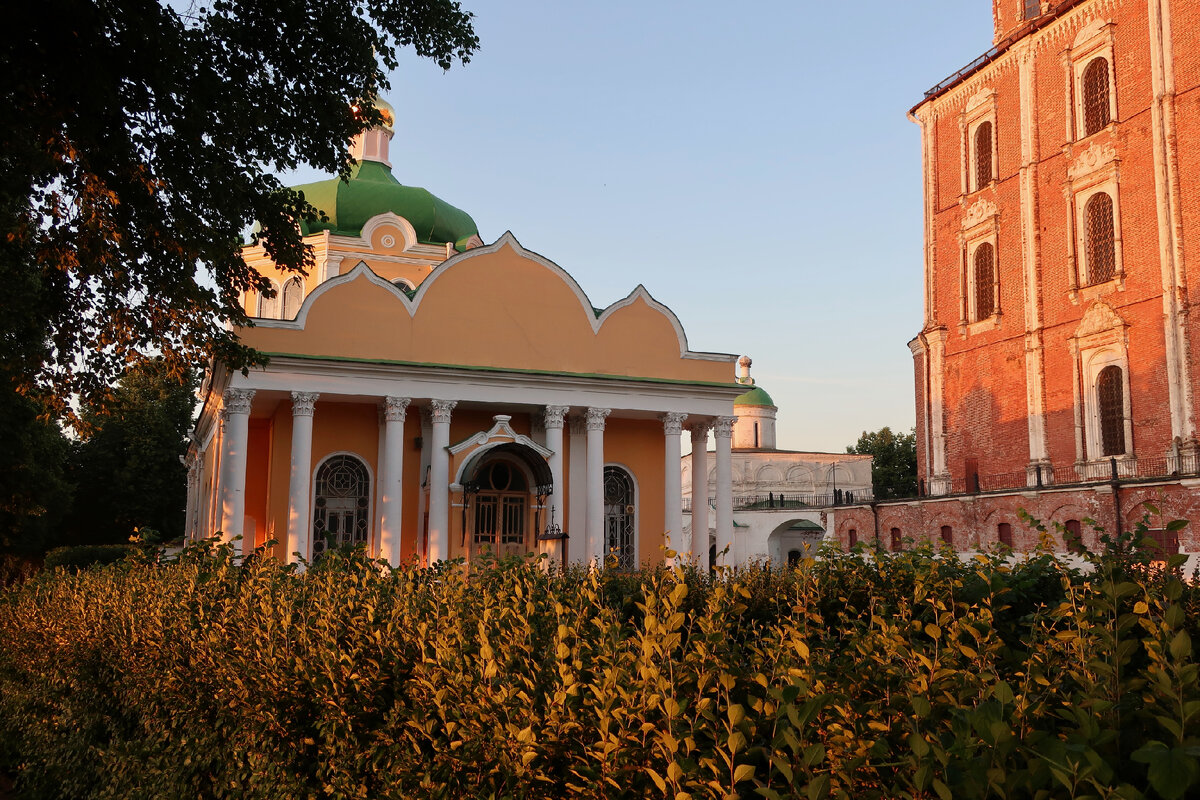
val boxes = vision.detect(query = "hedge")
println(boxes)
[41,544,140,571]
[0,519,1198,799]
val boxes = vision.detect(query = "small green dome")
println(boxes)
[734,386,775,408]
[292,160,479,250]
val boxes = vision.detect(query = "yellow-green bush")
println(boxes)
[1,525,1197,800]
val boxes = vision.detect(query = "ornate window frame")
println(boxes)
[959,199,1001,334]
[1065,20,1117,142]
[309,451,376,559]
[960,89,998,195]
[1070,303,1135,471]
[1066,143,1123,302]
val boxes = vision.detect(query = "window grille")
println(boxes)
[312,455,371,556]
[1023,0,1041,20]
[603,466,636,569]
[472,461,527,548]
[973,242,996,320]
[1082,58,1111,136]
[1097,365,1126,456]
[974,122,993,191]
[282,278,304,319]
[1085,192,1116,284]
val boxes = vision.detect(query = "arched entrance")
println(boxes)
[312,454,371,557]
[767,518,825,567]
[462,443,552,560]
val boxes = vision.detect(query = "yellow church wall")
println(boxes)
[603,418,667,566]
[239,241,734,386]
[267,403,294,561]
[245,420,272,551]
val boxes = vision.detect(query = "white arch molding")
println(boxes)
[308,451,375,561]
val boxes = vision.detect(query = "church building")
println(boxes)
[184,102,744,569]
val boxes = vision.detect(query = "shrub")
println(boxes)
[41,544,139,571]
[0,523,1197,799]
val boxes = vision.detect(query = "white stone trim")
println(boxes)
[959,209,1001,331]
[360,212,419,254]
[1070,302,1133,463]
[1067,21,1118,141]
[1068,175,1124,296]
[960,89,998,195]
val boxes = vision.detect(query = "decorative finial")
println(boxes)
[737,355,754,385]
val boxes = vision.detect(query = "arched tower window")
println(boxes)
[256,282,280,319]
[974,121,993,191]
[312,455,371,557]
[1097,365,1126,456]
[1085,193,1116,284]
[973,242,996,320]
[1082,58,1111,136]
[603,466,636,570]
[281,277,304,319]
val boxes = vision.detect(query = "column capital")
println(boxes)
[713,415,737,439]
[585,407,611,432]
[383,396,410,422]
[543,405,570,430]
[660,411,687,436]
[687,419,713,442]
[290,391,319,417]
[429,399,457,425]
[222,388,255,418]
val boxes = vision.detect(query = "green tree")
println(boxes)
[847,426,918,500]
[66,360,199,545]
[0,386,74,565]
[1,0,478,422]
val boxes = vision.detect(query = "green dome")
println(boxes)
[292,160,479,250]
[734,386,775,408]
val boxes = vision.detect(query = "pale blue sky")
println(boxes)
[289,1,995,452]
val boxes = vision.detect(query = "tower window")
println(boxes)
[1082,58,1111,136]
[973,242,996,320]
[281,277,304,319]
[1084,192,1116,284]
[256,281,280,319]
[1023,0,1041,19]
[1097,365,1126,456]
[973,121,993,191]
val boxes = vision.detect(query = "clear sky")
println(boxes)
[287,1,995,452]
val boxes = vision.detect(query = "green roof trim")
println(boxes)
[734,385,775,407]
[292,160,479,246]
[259,351,744,390]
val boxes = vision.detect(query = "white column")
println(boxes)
[713,416,736,570]
[661,412,686,562]
[567,415,588,565]
[688,421,712,570]
[543,405,569,563]
[286,392,318,563]
[379,396,409,566]
[585,407,610,565]
[218,388,255,553]
[427,399,456,564]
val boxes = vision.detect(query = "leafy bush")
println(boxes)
[0,520,1197,799]
[41,543,139,571]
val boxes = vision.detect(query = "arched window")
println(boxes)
[973,242,996,320]
[603,467,636,569]
[890,527,902,552]
[312,455,371,557]
[1082,58,1111,136]
[281,277,304,319]
[974,121,993,191]
[256,282,280,319]
[998,522,1013,548]
[1097,365,1126,456]
[940,525,954,547]
[1065,519,1085,554]
[1085,193,1116,284]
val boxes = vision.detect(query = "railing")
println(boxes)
[681,453,1200,513]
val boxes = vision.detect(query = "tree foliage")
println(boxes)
[65,359,199,545]
[847,426,918,499]
[0,0,478,421]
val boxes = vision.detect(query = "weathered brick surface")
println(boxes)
[906,0,1200,549]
